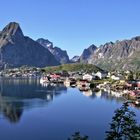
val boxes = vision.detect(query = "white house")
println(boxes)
[107,72,111,78]
[83,74,93,81]
[95,71,108,79]
[125,70,131,74]
[111,75,120,80]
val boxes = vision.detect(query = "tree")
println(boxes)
[106,103,140,140]
[125,71,134,81]
[68,132,89,140]
[135,71,140,80]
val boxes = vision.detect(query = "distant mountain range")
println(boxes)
[80,37,140,71]
[70,56,80,63]
[0,22,59,68]
[0,22,140,70]
[37,38,70,64]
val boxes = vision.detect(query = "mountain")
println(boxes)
[37,38,70,64]
[84,37,140,71]
[80,44,97,63]
[0,22,59,68]
[36,38,53,49]
[70,56,80,63]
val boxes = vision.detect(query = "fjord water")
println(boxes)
[0,79,140,140]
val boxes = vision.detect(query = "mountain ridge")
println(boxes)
[0,22,60,68]
[37,38,70,64]
[81,36,140,71]
[0,22,140,71]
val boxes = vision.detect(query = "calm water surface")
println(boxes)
[0,78,139,140]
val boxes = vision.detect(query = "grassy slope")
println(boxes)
[44,63,103,73]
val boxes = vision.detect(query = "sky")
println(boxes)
[0,0,140,58]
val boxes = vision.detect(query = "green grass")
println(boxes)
[44,63,103,73]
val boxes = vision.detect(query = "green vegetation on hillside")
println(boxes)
[44,63,102,73]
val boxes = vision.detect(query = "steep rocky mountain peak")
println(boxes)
[1,22,23,38]
[80,44,97,63]
[0,22,59,68]
[0,22,24,47]
[37,38,70,64]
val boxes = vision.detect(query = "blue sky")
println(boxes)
[0,0,140,58]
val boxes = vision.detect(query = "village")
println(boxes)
[0,66,140,107]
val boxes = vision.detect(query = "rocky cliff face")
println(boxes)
[37,38,70,64]
[36,38,53,49]
[0,22,59,68]
[86,37,140,71]
[80,44,97,63]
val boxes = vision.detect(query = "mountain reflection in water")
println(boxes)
[0,79,140,140]
[0,78,137,125]
[0,78,67,123]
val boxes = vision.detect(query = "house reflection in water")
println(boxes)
[97,90,125,103]
[0,78,67,123]
[79,88,125,103]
